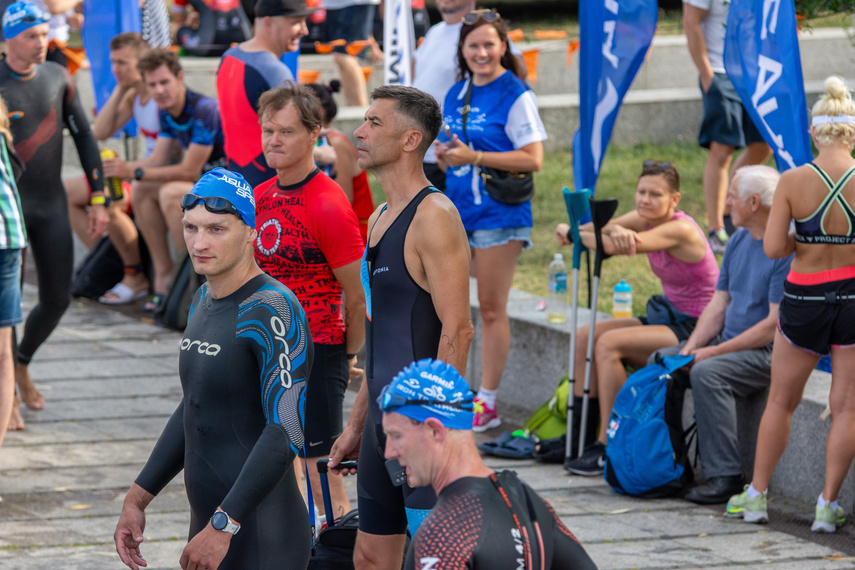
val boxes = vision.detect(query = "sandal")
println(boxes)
[492,434,537,460]
[99,283,149,305]
[143,293,166,313]
[477,431,514,456]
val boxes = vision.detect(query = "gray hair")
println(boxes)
[731,165,779,207]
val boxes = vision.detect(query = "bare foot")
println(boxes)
[8,395,25,430]
[15,363,44,410]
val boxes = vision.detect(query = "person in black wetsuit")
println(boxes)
[0,1,109,423]
[380,358,599,570]
[114,168,313,570]
[327,85,473,570]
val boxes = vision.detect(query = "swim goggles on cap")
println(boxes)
[379,384,473,412]
[180,193,243,219]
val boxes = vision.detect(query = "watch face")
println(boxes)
[211,511,228,531]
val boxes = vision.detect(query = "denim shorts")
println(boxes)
[699,73,765,149]
[467,227,533,250]
[324,4,376,54]
[0,249,23,327]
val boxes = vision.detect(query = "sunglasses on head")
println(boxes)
[462,9,500,25]
[180,193,242,218]
[379,385,473,412]
[641,159,675,174]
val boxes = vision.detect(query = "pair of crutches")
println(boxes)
[562,189,618,464]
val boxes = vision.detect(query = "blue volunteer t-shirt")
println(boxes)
[717,228,793,341]
[441,70,546,231]
[159,89,225,163]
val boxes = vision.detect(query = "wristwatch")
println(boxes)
[211,510,240,535]
[134,167,144,181]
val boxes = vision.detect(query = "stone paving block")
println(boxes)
[675,531,845,565]
[100,338,182,358]
[28,356,178,381]
[62,510,191,545]
[1,420,108,447]
[582,536,727,569]
[19,395,179,423]
[0,440,156,471]
[0,517,90,548]
[560,512,661,543]
[41,376,181,401]
[0,487,186,521]
[27,341,126,362]
[1,463,160,494]
[83,417,173,441]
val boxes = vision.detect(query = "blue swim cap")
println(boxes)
[186,168,255,228]
[2,2,48,40]
[378,359,475,430]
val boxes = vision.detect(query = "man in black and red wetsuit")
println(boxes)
[114,168,313,570]
[327,85,473,570]
[380,358,599,570]
[0,1,109,426]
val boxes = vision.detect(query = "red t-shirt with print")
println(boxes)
[253,169,364,345]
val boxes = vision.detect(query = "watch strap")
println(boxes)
[90,194,110,206]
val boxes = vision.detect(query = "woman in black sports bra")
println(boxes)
[730,76,855,533]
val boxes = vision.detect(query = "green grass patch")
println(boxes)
[368,140,737,316]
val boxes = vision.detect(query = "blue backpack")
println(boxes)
[604,353,696,498]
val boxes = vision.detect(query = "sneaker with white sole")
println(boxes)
[472,398,501,432]
[811,503,845,533]
[708,228,729,255]
[726,486,768,524]
[564,441,606,476]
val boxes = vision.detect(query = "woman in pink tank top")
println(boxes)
[554,160,719,474]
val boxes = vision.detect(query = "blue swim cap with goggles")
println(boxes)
[181,168,256,228]
[378,359,475,430]
[2,2,49,40]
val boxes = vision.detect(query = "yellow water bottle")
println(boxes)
[612,280,633,319]
[100,148,124,201]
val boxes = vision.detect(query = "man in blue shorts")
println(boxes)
[328,85,473,570]
[322,0,380,106]
[380,358,598,570]
[683,0,772,253]
[103,48,225,309]
[114,168,313,570]
[654,165,792,505]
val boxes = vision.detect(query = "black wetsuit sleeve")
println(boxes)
[219,287,312,522]
[541,498,598,570]
[61,68,104,194]
[134,402,186,496]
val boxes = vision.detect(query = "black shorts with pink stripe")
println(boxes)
[778,276,855,355]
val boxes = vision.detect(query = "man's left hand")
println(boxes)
[689,344,720,365]
[88,204,110,240]
[179,524,231,570]
[348,355,363,382]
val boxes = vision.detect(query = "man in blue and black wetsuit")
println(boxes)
[114,168,313,570]
[103,48,225,309]
[328,85,473,570]
[0,1,109,424]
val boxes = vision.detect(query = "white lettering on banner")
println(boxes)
[761,0,781,40]
[602,20,618,68]
[751,53,796,168]
[592,79,618,175]
[605,0,619,14]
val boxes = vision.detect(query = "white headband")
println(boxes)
[811,115,855,126]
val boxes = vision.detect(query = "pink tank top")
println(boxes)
[646,210,719,317]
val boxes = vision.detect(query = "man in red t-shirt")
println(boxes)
[253,83,365,520]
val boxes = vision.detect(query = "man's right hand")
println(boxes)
[327,425,361,476]
[115,501,148,569]
[700,72,714,94]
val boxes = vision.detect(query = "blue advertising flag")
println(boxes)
[82,0,141,136]
[573,0,658,198]
[724,0,812,171]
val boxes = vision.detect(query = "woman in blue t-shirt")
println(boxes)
[435,10,547,432]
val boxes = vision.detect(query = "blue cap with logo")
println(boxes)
[2,1,48,40]
[378,359,475,430]
[186,168,256,228]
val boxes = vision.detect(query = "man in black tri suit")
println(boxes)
[380,358,599,570]
[328,85,473,570]
[114,168,313,570]
[0,1,109,424]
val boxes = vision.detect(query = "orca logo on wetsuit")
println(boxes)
[270,315,293,388]
[180,338,222,356]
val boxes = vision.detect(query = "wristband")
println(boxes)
[347,353,358,360]
[90,194,109,206]
[474,150,484,166]
[565,228,573,243]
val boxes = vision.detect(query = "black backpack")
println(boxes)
[155,252,205,330]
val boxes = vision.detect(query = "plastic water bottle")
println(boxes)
[612,280,633,319]
[547,253,568,323]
